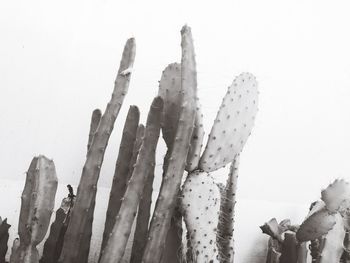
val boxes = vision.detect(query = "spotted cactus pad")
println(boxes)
[199,72,259,172]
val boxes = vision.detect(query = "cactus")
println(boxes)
[321,179,350,213]
[11,155,58,263]
[0,218,10,263]
[318,212,345,263]
[59,37,136,263]
[40,192,75,263]
[130,153,156,263]
[198,72,259,172]
[181,171,221,262]
[87,109,102,151]
[142,25,197,263]
[266,237,281,263]
[279,232,298,263]
[99,97,163,263]
[100,105,140,253]
[217,157,239,262]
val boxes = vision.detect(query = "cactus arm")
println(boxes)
[87,109,102,151]
[58,38,135,263]
[199,72,259,172]
[142,25,197,263]
[99,97,163,263]
[218,157,239,262]
[13,155,58,263]
[266,237,281,263]
[297,242,308,263]
[130,160,156,263]
[318,213,345,263]
[0,218,10,263]
[181,171,221,262]
[100,106,140,253]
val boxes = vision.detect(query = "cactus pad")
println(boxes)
[181,171,221,262]
[199,72,259,172]
[321,179,350,213]
[296,206,336,242]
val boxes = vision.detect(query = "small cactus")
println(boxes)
[12,155,58,263]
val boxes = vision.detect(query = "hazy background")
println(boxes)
[1,0,350,206]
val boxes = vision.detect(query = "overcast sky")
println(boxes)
[1,0,350,204]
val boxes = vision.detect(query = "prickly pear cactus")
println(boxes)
[199,72,258,172]
[321,179,350,213]
[296,202,336,242]
[12,155,58,263]
[318,212,345,263]
[181,171,221,262]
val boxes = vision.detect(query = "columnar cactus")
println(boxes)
[59,37,136,263]
[11,155,58,263]
[101,105,140,253]
[142,25,197,263]
[218,156,240,262]
[99,97,163,263]
[0,218,10,263]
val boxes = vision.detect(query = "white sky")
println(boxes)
[1,0,350,204]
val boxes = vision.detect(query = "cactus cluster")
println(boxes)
[1,24,260,263]
[261,179,350,263]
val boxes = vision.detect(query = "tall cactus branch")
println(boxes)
[58,38,136,263]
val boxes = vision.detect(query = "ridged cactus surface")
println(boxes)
[12,155,58,263]
[199,72,258,172]
[59,38,136,263]
[142,25,197,263]
[101,105,140,252]
[99,97,163,263]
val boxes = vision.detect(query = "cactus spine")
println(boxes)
[100,105,140,253]
[59,38,135,263]
[99,97,163,263]
[142,25,197,263]
[12,155,58,263]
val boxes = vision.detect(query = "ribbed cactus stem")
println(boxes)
[58,38,135,263]
[87,109,102,152]
[12,155,58,263]
[77,108,102,263]
[130,158,156,263]
[0,218,10,263]
[100,105,140,253]
[142,25,197,263]
[99,97,163,263]
[218,157,239,262]
[181,171,221,262]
